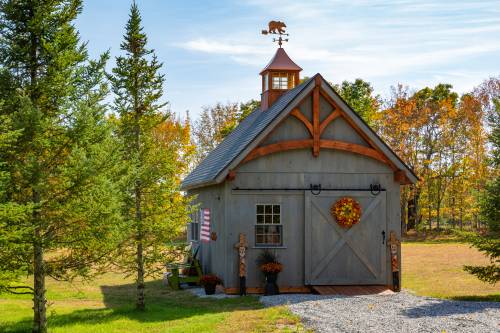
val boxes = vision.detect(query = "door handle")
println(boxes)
[382,230,386,245]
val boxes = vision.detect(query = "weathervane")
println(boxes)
[261,20,289,47]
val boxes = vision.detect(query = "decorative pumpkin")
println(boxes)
[331,197,362,228]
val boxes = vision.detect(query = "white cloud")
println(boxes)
[180,38,268,55]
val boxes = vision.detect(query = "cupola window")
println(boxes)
[272,72,295,90]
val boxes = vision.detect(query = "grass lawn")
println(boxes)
[0,273,305,333]
[1,243,498,332]
[402,242,500,301]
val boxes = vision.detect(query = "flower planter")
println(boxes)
[264,272,279,295]
[204,283,217,295]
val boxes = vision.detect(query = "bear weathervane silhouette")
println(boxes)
[261,20,289,47]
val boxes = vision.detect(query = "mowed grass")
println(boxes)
[402,242,500,301]
[1,243,498,332]
[0,273,305,333]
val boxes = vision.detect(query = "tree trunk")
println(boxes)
[32,191,46,333]
[134,96,145,310]
[33,241,46,333]
[135,164,145,311]
[436,201,441,232]
[136,239,145,311]
[459,207,463,230]
[407,188,418,231]
[400,197,407,235]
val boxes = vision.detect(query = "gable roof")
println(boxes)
[181,77,315,190]
[182,74,417,191]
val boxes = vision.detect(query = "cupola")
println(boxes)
[260,47,302,111]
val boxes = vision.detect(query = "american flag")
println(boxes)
[200,208,211,242]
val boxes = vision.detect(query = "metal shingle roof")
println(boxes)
[181,77,314,190]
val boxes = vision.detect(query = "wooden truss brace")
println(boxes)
[241,76,411,183]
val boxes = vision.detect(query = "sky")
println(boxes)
[76,0,500,119]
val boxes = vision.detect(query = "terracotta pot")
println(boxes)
[204,283,216,295]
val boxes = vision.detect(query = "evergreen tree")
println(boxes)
[110,2,191,310]
[465,98,500,283]
[0,1,122,332]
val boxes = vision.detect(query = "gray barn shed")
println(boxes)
[182,47,417,293]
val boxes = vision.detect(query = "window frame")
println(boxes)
[254,203,283,247]
[271,72,296,90]
[272,73,288,90]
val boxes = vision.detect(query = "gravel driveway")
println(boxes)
[260,291,500,333]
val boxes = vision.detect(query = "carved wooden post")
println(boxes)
[387,231,401,292]
[234,233,248,296]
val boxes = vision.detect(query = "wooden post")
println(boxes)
[387,231,401,291]
[234,233,248,296]
[312,76,321,157]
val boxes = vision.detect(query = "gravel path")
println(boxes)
[260,291,500,333]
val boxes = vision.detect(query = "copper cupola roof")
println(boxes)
[260,48,302,74]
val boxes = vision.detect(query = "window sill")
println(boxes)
[252,246,287,249]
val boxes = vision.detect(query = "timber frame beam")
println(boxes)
[240,74,411,180]
[242,139,389,165]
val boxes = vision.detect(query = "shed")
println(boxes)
[182,46,417,294]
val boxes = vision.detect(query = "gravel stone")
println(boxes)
[260,291,500,333]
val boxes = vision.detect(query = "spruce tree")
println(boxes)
[110,2,190,310]
[465,98,500,283]
[0,1,122,332]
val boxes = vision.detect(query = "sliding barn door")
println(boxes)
[305,191,387,285]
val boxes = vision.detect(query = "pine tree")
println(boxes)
[465,98,500,283]
[0,1,122,332]
[110,2,191,310]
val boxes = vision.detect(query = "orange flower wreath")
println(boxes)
[331,197,362,228]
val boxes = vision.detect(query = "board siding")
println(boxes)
[188,93,402,290]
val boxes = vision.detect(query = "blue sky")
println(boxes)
[76,0,500,119]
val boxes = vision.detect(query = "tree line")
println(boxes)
[0,1,192,332]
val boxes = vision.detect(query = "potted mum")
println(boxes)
[200,274,222,295]
[257,251,283,295]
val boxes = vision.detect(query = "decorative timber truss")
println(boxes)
[240,76,411,184]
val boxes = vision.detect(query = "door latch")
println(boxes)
[382,230,386,245]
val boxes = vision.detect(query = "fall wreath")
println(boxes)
[331,197,362,228]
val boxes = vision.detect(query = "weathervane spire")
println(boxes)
[261,20,289,47]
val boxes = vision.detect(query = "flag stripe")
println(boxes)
[200,208,211,242]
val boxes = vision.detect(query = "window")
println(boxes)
[189,210,200,241]
[272,74,288,90]
[255,204,282,247]
[264,73,269,91]
[271,73,296,90]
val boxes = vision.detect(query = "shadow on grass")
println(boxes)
[404,297,500,318]
[1,280,261,333]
